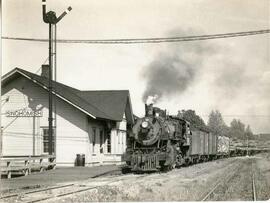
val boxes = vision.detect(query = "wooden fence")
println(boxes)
[0,155,56,179]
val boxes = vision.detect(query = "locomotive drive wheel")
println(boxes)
[160,162,175,172]
[121,166,131,174]
[160,165,169,172]
[159,161,168,172]
[175,154,184,168]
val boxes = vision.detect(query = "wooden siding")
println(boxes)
[1,76,128,166]
[2,77,89,166]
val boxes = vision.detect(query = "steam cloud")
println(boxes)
[146,94,158,105]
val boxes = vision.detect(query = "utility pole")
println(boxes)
[246,134,249,157]
[42,0,72,155]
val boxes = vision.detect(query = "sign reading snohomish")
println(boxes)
[6,108,43,117]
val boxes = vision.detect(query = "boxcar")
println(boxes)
[203,131,209,155]
[190,130,201,155]
[212,134,217,154]
[188,129,218,162]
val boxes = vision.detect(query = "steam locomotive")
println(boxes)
[121,103,230,172]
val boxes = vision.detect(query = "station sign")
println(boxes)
[6,108,43,117]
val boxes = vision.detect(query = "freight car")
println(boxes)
[121,103,230,172]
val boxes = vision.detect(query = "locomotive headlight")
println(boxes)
[141,121,148,128]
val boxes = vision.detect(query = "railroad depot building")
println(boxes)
[1,67,134,166]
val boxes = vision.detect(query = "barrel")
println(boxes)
[76,154,85,166]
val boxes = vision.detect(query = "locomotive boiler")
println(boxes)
[122,103,192,172]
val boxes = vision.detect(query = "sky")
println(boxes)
[2,0,270,133]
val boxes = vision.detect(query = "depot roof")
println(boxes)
[2,68,134,124]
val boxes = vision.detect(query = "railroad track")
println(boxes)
[252,162,257,201]
[0,183,75,200]
[200,163,243,201]
[200,158,258,201]
[0,158,241,202]
[0,168,122,201]
[180,158,238,182]
[2,161,213,202]
[0,173,148,203]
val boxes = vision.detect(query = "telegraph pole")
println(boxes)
[246,134,249,157]
[42,0,72,155]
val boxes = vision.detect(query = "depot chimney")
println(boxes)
[41,64,50,78]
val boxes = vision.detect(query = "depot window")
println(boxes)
[43,128,55,154]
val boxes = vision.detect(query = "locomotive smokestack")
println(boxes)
[145,95,158,116]
[145,104,153,117]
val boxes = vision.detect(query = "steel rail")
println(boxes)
[200,163,242,201]
[0,168,121,201]
[25,174,149,203]
[251,161,257,201]
[201,181,221,201]
[187,158,238,182]
[201,159,259,201]
[252,173,257,201]
[0,183,75,200]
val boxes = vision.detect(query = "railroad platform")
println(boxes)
[0,165,121,192]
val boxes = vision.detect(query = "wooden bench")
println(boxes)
[0,155,56,179]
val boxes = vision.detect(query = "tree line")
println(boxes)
[177,109,254,140]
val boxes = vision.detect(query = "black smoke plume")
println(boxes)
[142,29,213,103]
[142,54,195,102]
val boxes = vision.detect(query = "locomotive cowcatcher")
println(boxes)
[122,103,192,172]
